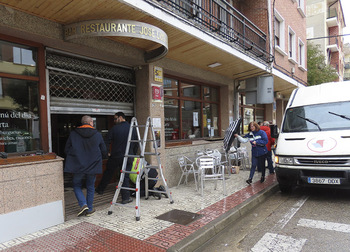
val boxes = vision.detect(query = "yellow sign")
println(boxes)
[154,66,163,82]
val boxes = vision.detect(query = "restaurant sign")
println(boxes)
[64,20,168,62]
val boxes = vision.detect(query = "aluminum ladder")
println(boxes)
[107,116,174,221]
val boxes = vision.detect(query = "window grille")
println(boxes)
[46,52,135,103]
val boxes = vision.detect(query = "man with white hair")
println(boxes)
[64,115,107,217]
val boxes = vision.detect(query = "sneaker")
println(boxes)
[77,205,88,217]
[246,179,252,185]
[85,209,95,217]
[121,198,133,204]
[155,185,169,198]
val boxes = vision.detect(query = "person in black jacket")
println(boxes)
[95,112,137,204]
[64,115,107,217]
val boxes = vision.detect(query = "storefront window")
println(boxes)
[182,101,201,139]
[240,94,265,134]
[164,76,220,141]
[164,98,180,140]
[203,86,218,102]
[181,82,200,98]
[0,40,38,76]
[0,78,40,153]
[203,103,218,137]
[255,107,265,124]
[163,77,178,97]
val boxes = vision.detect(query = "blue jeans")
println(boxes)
[73,173,96,211]
[249,155,266,180]
[266,150,274,173]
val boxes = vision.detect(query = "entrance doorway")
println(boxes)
[51,114,113,188]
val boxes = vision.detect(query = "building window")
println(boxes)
[288,27,297,63]
[274,17,280,46]
[297,0,306,17]
[0,40,41,154]
[298,38,306,70]
[0,40,38,76]
[164,76,220,141]
[274,10,286,55]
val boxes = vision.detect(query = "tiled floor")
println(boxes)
[0,170,277,251]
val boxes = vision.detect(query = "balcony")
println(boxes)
[155,0,273,63]
[326,8,338,27]
[327,37,339,52]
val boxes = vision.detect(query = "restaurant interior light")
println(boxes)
[207,62,222,68]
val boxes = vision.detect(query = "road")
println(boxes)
[195,187,350,252]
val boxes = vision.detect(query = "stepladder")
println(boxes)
[108,116,174,221]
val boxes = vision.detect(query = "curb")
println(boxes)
[167,182,279,252]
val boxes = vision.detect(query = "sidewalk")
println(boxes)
[0,170,278,252]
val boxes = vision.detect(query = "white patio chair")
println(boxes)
[177,156,198,189]
[195,155,226,197]
[211,149,229,175]
[237,147,250,170]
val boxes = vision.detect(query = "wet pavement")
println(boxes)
[0,170,278,251]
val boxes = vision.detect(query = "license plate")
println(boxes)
[308,177,341,185]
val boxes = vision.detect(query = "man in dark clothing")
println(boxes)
[95,112,137,204]
[64,115,107,217]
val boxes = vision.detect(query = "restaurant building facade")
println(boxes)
[0,0,307,242]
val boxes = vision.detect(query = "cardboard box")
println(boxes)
[231,166,240,174]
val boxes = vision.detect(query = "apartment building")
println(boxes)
[306,0,346,81]
[0,0,306,241]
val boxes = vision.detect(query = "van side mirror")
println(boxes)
[270,124,279,138]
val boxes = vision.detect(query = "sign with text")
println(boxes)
[154,66,163,82]
[0,110,40,153]
[64,20,168,62]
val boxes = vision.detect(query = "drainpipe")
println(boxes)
[267,0,274,71]
[233,79,240,121]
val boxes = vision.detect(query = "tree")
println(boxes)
[307,42,338,86]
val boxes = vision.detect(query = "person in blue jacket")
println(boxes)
[64,115,107,217]
[234,121,268,185]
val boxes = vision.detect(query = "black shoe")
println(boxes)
[157,185,166,191]
[246,179,252,185]
[85,209,95,217]
[154,186,169,198]
[121,198,133,204]
[269,171,275,175]
[260,176,265,183]
[150,192,162,200]
[77,205,88,217]
[95,188,103,195]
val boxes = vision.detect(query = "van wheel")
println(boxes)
[279,183,292,193]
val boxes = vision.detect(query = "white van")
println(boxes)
[275,81,350,192]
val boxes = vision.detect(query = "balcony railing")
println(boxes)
[154,0,273,63]
[327,8,337,19]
